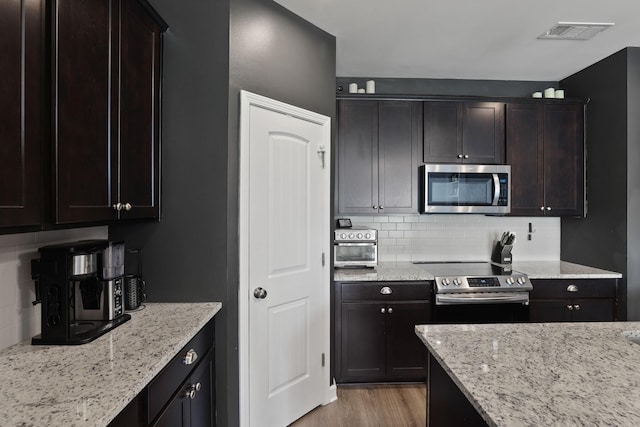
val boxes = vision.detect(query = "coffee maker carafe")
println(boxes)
[31,240,131,345]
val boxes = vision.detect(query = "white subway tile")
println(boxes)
[388,216,404,223]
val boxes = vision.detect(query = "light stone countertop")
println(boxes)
[334,260,621,282]
[415,321,640,426]
[0,302,222,427]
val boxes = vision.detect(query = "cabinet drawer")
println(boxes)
[530,279,616,299]
[339,282,431,301]
[148,319,215,423]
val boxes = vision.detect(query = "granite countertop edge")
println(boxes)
[0,302,222,427]
[334,260,622,282]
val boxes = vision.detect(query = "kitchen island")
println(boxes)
[0,302,221,427]
[415,321,640,426]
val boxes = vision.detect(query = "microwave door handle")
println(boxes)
[492,173,500,206]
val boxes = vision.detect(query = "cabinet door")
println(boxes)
[337,101,379,214]
[506,103,545,216]
[571,299,615,322]
[529,300,572,322]
[385,301,430,379]
[543,103,585,216]
[339,302,386,381]
[423,101,461,163]
[54,0,119,223]
[187,353,215,427]
[119,0,162,220]
[0,0,42,229]
[378,101,421,213]
[462,102,505,164]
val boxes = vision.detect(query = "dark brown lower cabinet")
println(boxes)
[335,282,431,383]
[529,279,617,322]
[108,319,215,427]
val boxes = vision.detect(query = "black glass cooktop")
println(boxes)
[412,261,513,277]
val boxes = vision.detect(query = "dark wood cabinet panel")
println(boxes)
[423,101,461,163]
[119,0,162,220]
[0,0,43,228]
[506,103,544,215]
[339,302,387,381]
[337,100,421,214]
[385,301,430,379]
[337,100,379,214]
[54,0,118,223]
[543,104,585,216]
[423,101,504,164]
[335,281,431,383]
[529,279,617,322]
[506,102,585,217]
[54,0,165,224]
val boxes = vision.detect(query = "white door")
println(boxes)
[239,91,334,427]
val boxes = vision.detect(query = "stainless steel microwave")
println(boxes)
[419,164,511,214]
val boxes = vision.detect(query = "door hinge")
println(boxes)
[322,252,325,266]
[322,353,325,367]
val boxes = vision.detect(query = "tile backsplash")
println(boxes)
[346,215,560,262]
[0,226,108,351]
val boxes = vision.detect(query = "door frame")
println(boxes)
[238,90,335,427]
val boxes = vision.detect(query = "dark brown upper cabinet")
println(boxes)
[0,0,43,229]
[53,0,166,224]
[423,101,505,164]
[337,100,422,214]
[506,102,585,217]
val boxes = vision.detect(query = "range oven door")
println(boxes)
[432,292,530,323]
[419,164,510,214]
[334,242,377,268]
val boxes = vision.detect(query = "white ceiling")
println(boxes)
[274,0,640,81]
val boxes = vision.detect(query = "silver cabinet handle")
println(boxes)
[113,202,123,211]
[546,207,552,211]
[379,206,384,210]
[123,202,132,211]
[540,206,545,211]
[373,205,378,210]
[381,307,385,314]
[567,304,574,311]
[574,304,580,311]
[380,286,392,295]
[388,307,393,314]
[184,382,202,400]
[183,349,198,365]
[463,154,469,159]
[457,154,463,159]
[567,284,579,292]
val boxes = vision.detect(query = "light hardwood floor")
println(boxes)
[290,384,426,427]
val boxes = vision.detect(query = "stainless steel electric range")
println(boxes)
[414,261,533,323]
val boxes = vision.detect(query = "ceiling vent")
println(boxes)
[538,22,614,40]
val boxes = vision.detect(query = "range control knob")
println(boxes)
[506,277,515,285]
[441,278,450,286]
[453,278,462,287]
[517,276,527,285]
[357,233,363,239]
[348,233,355,239]
[340,233,347,239]
[364,233,371,239]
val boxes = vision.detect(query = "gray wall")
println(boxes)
[560,47,640,320]
[335,77,558,98]
[110,1,336,425]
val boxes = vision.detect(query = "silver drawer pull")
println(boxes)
[567,284,579,292]
[380,286,392,295]
[567,304,574,311]
[184,382,201,399]
[183,349,198,365]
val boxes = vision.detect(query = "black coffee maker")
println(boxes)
[31,240,131,345]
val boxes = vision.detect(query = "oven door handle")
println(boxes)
[334,242,376,246]
[435,292,529,305]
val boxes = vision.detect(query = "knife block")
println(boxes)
[491,242,513,264]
